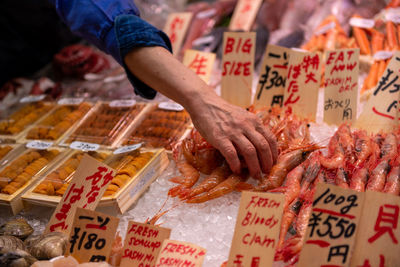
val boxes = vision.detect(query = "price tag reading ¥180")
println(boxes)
[229,0,263,31]
[221,32,256,108]
[113,143,142,155]
[323,49,359,125]
[120,221,171,267]
[109,99,136,108]
[58,98,84,105]
[158,102,184,111]
[45,154,116,235]
[26,140,53,150]
[20,94,46,103]
[227,191,284,267]
[253,45,290,108]
[70,141,100,151]
[298,183,364,267]
[163,12,193,56]
[183,49,216,84]
[66,208,119,263]
[155,239,206,267]
[349,17,374,28]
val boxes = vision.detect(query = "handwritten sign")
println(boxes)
[163,12,193,55]
[284,50,321,121]
[58,98,84,105]
[155,239,206,267]
[183,49,215,84]
[70,141,100,151]
[253,45,290,108]
[158,102,184,111]
[323,49,359,125]
[26,140,53,150]
[227,191,284,267]
[350,191,400,267]
[120,221,171,267]
[229,0,263,31]
[109,100,136,108]
[66,208,119,263]
[221,32,256,108]
[45,154,116,235]
[298,183,364,267]
[20,94,46,103]
[355,52,400,133]
[113,143,142,155]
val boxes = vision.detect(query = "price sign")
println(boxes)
[26,140,53,150]
[349,17,374,28]
[298,183,364,267]
[315,21,336,35]
[221,32,256,108]
[253,45,290,108]
[229,0,263,31]
[120,221,171,267]
[350,191,400,267]
[284,50,321,121]
[183,49,216,84]
[20,94,46,103]
[45,154,116,235]
[163,12,193,55]
[66,208,119,263]
[323,49,359,125]
[158,102,184,111]
[70,141,100,151]
[109,99,136,108]
[355,52,400,133]
[58,98,84,105]
[373,51,394,61]
[227,191,284,267]
[155,239,206,267]
[113,143,142,155]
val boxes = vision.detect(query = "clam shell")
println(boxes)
[0,219,34,239]
[25,232,67,260]
[0,247,37,267]
[0,235,26,251]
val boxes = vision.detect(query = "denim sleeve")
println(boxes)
[49,0,172,99]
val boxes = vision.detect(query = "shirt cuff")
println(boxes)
[112,14,172,99]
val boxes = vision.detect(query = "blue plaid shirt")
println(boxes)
[49,0,172,98]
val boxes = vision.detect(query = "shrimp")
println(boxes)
[168,159,200,197]
[298,152,321,199]
[381,133,397,160]
[337,124,355,163]
[384,156,400,195]
[319,144,345,169]
[186,172,249,203]
[336,165,350,189]
[350,167,369,192]
[354,130,372,167]
[366,159,391,192]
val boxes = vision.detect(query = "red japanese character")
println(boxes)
[288,64,301,79]
[188,54,208,75]
[86,167,107,185]
[49,221,68,232]
[101,171,114,187]
[302,54,319,72]
[368,204,399,244]
[83,185,100,208]
[240,3,252,14]
[305,72,317,84]
[171,17,183,31]
[284,80,300,106]
[69,185,84,203]
[55,203,71,221]
[170,32,177,44]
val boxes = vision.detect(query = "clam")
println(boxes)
[0,235,26,251]
[0,247,37,267]
[25,232,68,260]
[0,219,33,240]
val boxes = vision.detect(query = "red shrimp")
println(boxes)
[336,164,350,189]
[384,156,400,195]
[354,130,372,167]
[366,159,391,192]
[349,167,369,192]
[381,133,397,160]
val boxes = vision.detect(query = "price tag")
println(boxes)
[386,8,400,23]
[163,12,193,56]
[120,221,171,267]
[355,52,400,133]
[350,191,400,267]
[221,32,256,108]
[20,94,46,103]
[373,51,394,61]
[349,17,374,28]
[315,21,336,35]
[158,102,184,111]
[284,50,321,121]
[183,49,216,84]
[70,141,100,151]
[196,8,216,19]
[26,140,53,150]
[66,208,119,263]
[229,0,263,31]
[109,99,136,108]
[45,154,116,235]
[298,183,364,267]
[155,239,206,267]
[323,49,359,125]
[58,98,84,105]
[253,45,290,108]
[113,143,142,155]
[227,191,284,267]
[192,35,215,47]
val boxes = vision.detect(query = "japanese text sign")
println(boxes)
[163,12,193,56]
[298,183,364,267]
[253,45,290,108]
[324,49,359,125]
[355,52,400,133]
[229,0,263,31]
[221,32,256,108]
[284,50,321,121]
[350,191,400,267]
[183,49,215,84]
[155,239,206,267]
[227,191,284,267]
[120,221,171,267]
[45,154,116,235]
[66,208,119,263]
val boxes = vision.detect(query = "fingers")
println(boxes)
[256,124,278,164]
[244,129,274,174]
[214,140,241,174]
[232,135,262,179]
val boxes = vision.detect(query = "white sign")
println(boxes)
[109,99,136,108]
[158,102,184,111]
[373,51,394,61]
[20,94,46,103]
[58,98,84,105]
[69,141,100,151]
[26,140,53,150]
[315,22,336,35]
[349,17,374,28]
[113,143,142,155]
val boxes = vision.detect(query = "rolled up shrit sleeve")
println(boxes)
[49,0,172,99]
